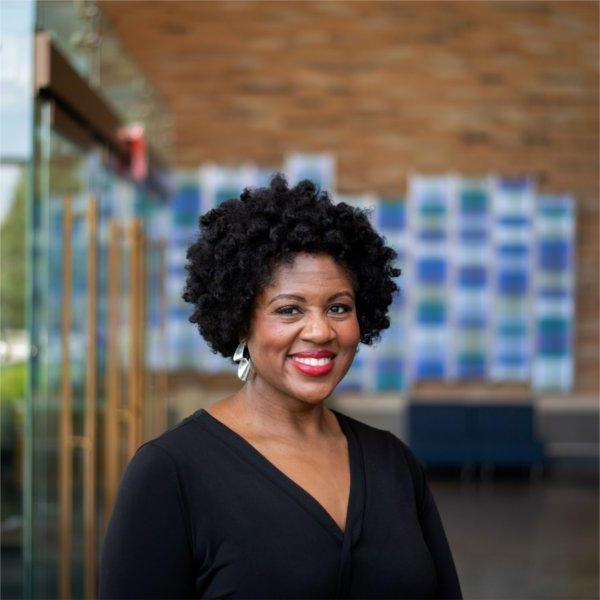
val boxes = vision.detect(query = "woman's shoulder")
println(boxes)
[129,409,218,470]
[333,408,425,473]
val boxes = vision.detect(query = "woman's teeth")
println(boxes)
[291,356,333,366]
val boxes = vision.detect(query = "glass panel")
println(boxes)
[29,101,89,598]
[1,2,35,599]
[0,162,29,600]
[28,101,169,597]
[9,0,171,598]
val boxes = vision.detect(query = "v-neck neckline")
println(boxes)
[193,407,364,543]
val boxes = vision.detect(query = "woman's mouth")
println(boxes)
[288,355,336,377]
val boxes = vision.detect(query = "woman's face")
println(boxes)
[246,253,361,407]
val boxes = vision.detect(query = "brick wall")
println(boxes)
[102,0,599,394]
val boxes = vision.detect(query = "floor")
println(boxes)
[430,463,598,600]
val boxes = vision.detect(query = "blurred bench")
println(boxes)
[407,402,546,475]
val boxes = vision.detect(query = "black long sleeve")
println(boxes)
[100,442,196,599]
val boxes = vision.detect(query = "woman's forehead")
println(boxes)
[270,254,352,284]
[255,254,355,302]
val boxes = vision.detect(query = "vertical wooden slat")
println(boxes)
[158,239,168,434]
[128,219,142,458]
[139,230,146,443]
[104,220,121,528]
[59,196,73,600]
[84,197,98,599]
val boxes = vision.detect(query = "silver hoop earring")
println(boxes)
[233,340,253,382]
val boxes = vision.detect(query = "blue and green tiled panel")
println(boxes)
[166,306,224,373]
[333,198,380,377]
[336,351,367,393]
[449,178,493,379]
[333,192,379,227]
[334,198,406,392]
[336,343,379,393]
[199,164,268,210]
[172,174,202,227]
[374,316,407,391]
[45,197,67,386]
[532,195,575,391]
[169,167,277,375]
[255,167,277,187]
[133,185,159,220]
[376,199,407,391]
[329,196,372,392]
[169,177,200,259]
[490,177,535,382]
[340,302,407,393]
[195,165,277,376]
[145,242,166,372]
[167,175,202,371]
[94,179,129,372]
[166,310,196,371]
[144,203,171,372]
[406,176,453,384]
[377,198,407,261]
[284,153,336,191]
[375,298,407,392]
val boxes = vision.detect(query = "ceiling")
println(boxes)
[100,1,598,196]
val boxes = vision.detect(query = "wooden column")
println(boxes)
[104,220,121,529]
[83,196,98,599]
[59,196,73,600]
[128,219,144,457]
[158,239,168,435]
[58,196,99,598]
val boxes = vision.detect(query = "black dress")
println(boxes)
[99,408,462,599]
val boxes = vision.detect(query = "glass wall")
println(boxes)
[1,1,172,598]
[29,103,169,599]
[1,2,36,598]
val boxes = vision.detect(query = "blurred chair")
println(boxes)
[407,402,546,478]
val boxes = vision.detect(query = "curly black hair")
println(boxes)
[182,173,401,359]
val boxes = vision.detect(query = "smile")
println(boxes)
[293,356,332,366]
[288,355,335,376]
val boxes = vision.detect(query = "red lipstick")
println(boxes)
[288,351,336,377]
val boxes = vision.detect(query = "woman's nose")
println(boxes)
[300,312,335,342]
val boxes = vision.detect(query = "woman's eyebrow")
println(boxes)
[268,291,354,306]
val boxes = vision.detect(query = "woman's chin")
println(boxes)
[290,381,338,404]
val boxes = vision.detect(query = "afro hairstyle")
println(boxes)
[182,173,401,359]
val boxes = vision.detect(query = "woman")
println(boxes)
[99,174,462,599]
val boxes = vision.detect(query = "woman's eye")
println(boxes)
[329,304,352,315]
[276,304,353,316]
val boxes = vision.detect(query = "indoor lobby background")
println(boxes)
[0,1,598,599]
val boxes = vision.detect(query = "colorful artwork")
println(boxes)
[490,177,535,382]
[166,155,576,393]
[450,177,493,380]
[532,195,575,391]
[166,172,203,370]
[406,176,453,384]
[285,153,336,191]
